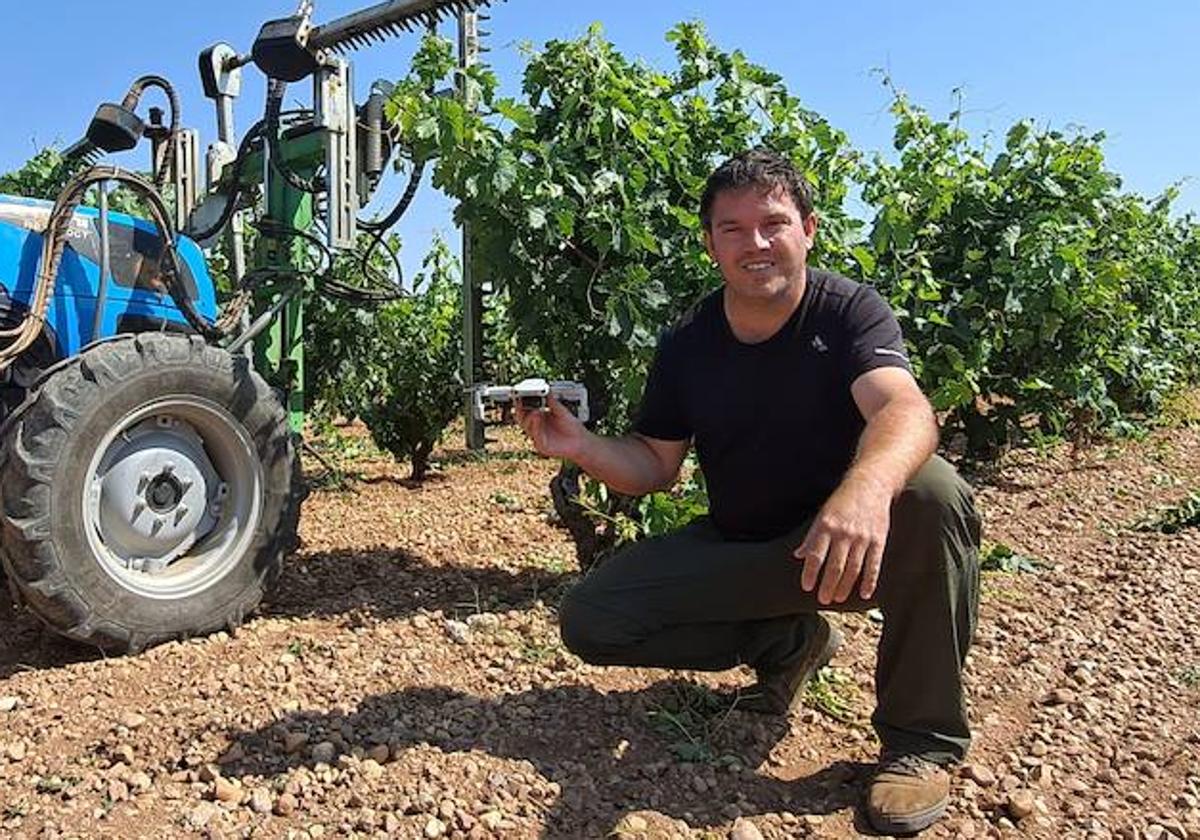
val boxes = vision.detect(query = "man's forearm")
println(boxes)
[573,433,677,496]
[845,397,939,498]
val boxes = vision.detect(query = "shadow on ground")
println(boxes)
[0,547,575,678]
[0,592,102,678]
[264,545,576,623]
[220,681,874,838]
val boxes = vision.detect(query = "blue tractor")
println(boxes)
[0,0,492,654]
[0,173,303,655]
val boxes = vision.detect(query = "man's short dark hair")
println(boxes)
[699,148,814,230]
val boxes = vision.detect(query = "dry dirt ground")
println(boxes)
[0,421,1197,840]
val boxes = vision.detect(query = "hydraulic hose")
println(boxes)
[357,155,424,233]
[121,75,181,189]
[185,119,266,243]
[0,167,221,374]
[253,219,402,305]
[265,79,324,194]
[185,108,312,244]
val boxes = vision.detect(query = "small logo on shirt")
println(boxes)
[811,335,828,353]
[874,347,907,360]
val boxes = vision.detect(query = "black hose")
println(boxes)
[351,154,424,295]
[186,108,315,244]
[49,167,222,341]
[355,233,405,301]
[254,219,403,305]
[265,79,324,195]
[357,156,424,232]
[185,119,265,243]
[121,75,180,189]
[252,219,332,275]
[51,74,182,188]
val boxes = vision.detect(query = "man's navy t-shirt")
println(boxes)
[634,268,912,541]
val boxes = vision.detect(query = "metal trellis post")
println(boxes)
[459,8,486,450]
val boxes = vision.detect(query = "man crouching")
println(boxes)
[517,147,981,835]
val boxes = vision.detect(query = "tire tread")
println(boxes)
[0,334,303,654]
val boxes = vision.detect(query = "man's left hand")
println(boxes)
[793,474,893,604]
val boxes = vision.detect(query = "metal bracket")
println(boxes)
[173,129,201,233]
[199,43,244,105]
[198,42,248,288]
[315,56,357,250]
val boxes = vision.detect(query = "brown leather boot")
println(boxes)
[738,613,842,715]
[865,753,951,834]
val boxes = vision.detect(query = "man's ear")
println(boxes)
[803,212,818,247]
[702,228,716,261]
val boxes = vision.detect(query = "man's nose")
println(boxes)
[750,227,771,250]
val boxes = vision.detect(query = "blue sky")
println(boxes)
[1,1,1196,277]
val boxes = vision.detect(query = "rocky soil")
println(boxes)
[0,422,1197,839]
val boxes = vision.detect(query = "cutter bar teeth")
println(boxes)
[310,0,496,53]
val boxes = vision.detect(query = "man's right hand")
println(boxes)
[516,399,689,497]
[515,396,588,462]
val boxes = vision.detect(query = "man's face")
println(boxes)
[703,184,817,305]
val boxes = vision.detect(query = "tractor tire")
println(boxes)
[0,333,302,653]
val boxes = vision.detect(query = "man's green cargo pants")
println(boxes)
[558,455,982,763]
